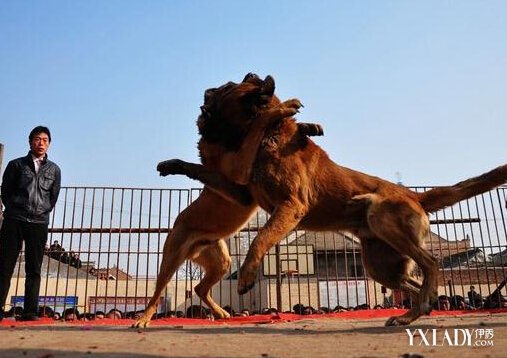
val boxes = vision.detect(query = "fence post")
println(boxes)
[0,143,3,224]
[275,243,282,312]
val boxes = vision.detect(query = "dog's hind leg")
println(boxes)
[358,194,438,326]
[132,188,257,328]
[360,237,422,309]
[192,239,232,319]
[360,237,421,290]
[384,278,426,326]
[132,224,201,328]
[360,237,415,289]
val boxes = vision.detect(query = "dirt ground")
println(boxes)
[0,313,505,358]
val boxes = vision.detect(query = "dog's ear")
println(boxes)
[242,74,276,113]
[243,73,260,82]
[258,75,275,105]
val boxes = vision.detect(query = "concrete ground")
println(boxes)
[0,312,505,358]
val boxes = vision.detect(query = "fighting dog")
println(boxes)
[132,74,322,328]
[158,73,507,326]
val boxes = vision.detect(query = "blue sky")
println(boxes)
[1,1,506,189]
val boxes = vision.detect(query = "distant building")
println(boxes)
[490,249,507,266]
[89,265,132,280]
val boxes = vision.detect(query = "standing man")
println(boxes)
[0,126,61,321]
[467,285,483,309]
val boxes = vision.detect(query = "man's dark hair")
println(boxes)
[29,126,52,143]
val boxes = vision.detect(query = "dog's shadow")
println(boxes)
[137,319,507,336]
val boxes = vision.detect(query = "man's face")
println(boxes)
[30,132,50,157]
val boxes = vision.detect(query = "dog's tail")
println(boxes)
[418,164,507,213]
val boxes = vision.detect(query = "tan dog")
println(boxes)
[132,74,322,328]
[159,73,507,326]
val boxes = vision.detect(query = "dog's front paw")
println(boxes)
[237,265,258,295]
[212,307,231,320]
[131,315,152,329]
[263,98,303,122]
[278,98,303,117]
[281,98,303,112]
[157,159,186,177]
[385,316,410,326]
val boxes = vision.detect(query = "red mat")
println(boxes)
[1,308,506,327]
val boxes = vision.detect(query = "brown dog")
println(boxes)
[159,74,507,326]
[132,74,323,328]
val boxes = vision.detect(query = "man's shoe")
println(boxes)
[16,315,40,321]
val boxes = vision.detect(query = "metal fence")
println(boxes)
[3,185,507,317]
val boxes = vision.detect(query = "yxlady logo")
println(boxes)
[406,329,494,347]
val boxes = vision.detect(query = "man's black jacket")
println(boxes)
[1,152,61,224]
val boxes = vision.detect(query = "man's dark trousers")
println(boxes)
[0,218,48,315]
